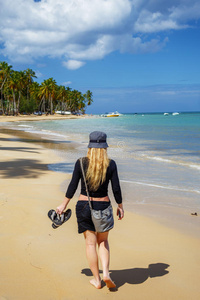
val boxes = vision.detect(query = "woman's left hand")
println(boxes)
[117,204,124,220]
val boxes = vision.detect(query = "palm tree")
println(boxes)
[7,70,28,115]
[79,95,86,113]
[57,85,67,113]
[2,82,12,115]
[69,89,79,113]
[85,90,93,106]
[24,68,37,103]
[39,78,57,114]
[30,81,40,106]
[38,80,49,114]
[48,78,57,114]
[0,60,94,115]
[8,71,19,115]
[16,71,26,114]
[0,61,12,114]
[65,86,72,112]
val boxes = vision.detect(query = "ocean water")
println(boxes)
[3,112,200,219]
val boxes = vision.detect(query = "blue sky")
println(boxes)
[0,0,200,113]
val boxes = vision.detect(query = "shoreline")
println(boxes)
[1,123,200,239]
[0,129,200,299]
[0,113,93,123]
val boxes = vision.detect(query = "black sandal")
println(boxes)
[48,209,72,229]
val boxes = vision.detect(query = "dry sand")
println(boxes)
[0,130,200,300]
[0,114,89,123]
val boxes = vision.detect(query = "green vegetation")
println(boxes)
[0,61,93,115]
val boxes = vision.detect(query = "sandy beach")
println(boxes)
[0,114,89,123]
[0,125,200,300]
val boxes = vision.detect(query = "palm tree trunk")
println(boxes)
[1,90,4,115]
[0,77,7,115]
[50,94,52,114]
[8,97,11,115]
[17,91,21,115]
[12,90,16,116]
[27,86,30,104]
[43,96,46,113]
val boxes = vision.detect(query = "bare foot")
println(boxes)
[103,277,116,289]
[90,278,102,289]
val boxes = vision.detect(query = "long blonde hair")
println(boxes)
[86,148,110,191]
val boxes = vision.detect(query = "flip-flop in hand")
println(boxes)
[48,209,72,229]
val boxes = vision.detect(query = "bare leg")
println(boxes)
[97,232,116,288]
[84,230,101,289]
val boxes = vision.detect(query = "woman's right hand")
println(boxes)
[56,203,67,215]
[56,197,71,215]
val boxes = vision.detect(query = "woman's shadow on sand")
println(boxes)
[81,263,169,290]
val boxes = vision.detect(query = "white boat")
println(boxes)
[106,111,121,117]
[172,112,179,116]
[101,111,122,117]
[55,110,71,115]
[164,112,169,116]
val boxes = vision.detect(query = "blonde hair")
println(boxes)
[86,148,110,191]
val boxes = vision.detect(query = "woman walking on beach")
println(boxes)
[56,131,124,289]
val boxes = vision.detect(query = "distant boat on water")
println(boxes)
[101,111,122,117]
[163,112,179,116]
[107,112,120,117]
[102,111,122,118]
[55,110,71,115]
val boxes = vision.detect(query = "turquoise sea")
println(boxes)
[3,112,200,232]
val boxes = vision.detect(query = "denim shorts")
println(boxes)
[75,200,111,234]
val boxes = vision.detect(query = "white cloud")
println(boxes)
[0,0,200,68]
[134,10,187,33]
[63,81,72,86]
[63,60,85,70]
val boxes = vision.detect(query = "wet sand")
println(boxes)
[0,129,200,300]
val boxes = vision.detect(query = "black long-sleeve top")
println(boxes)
[65,157,122,204]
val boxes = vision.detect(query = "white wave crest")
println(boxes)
[121,180,200,194]
[143,154,200,172]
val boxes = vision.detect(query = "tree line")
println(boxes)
[0,61,93,115]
